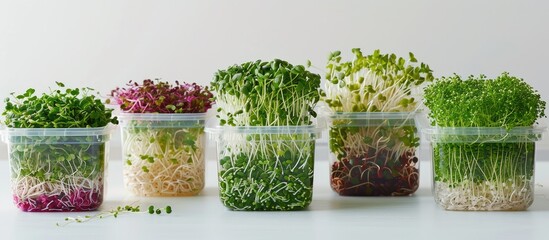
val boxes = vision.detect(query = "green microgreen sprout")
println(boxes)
[3,81,118,128]
[2,82,117,212]
[324,49,433,113]
[211,59,321,126]
[56,204,173,226]
[424,72,546,128]
[211,59,320,210]
[423,72,546,210]
[322,49,433,196]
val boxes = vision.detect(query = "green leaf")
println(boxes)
[409,52,417,62]
[25,88,36,97]
[166,105,176,111]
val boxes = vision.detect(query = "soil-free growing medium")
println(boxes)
[119,113,207,196]
[209,126,320,211]
[329,112,419,196]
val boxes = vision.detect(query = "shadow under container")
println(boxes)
[1,127,112,212]
[423,126,545,211]
[118,113,207,197]
[208,126,321,211]
[327,112,420,196]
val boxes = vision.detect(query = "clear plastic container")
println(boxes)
[208,125,321,211]
[327,112,420,196]
[423,126,545,211]
[118,113,207,196]
[1,127,112,212]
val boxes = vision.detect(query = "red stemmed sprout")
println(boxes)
[109,79,214,113]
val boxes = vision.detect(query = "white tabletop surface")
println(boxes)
[1,155,549,240]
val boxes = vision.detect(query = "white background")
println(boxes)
[1,0,548,156]
[1,3,549,239]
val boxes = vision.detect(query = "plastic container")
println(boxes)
[327,112,420,196]
[208,125,321,211]
[423,126,545,211]
[1,127,112,212]
[118,113,207,196]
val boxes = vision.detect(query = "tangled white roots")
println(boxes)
[434,179,533,211]
[123,157,204,196]
[122,129,205,196]
[12,175,103,212]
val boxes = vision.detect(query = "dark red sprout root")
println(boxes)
[330,148,419,196]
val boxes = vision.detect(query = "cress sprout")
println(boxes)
[424,72,546,210]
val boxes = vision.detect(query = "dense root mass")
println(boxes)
[123,157,204,196]
[329,122,419,196]
[217,134,315,211]
[122,127,205,196]
[8,140,107,212]
[330,149,418,196]
[13,176,103,212]
[434,180,533,211]
[432,142,535,211]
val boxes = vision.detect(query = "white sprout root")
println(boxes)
[434,179,533,211]
[12,175,104,212]
[432,142,535,211]
[9,141,106,212]
[122,127,205,196]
